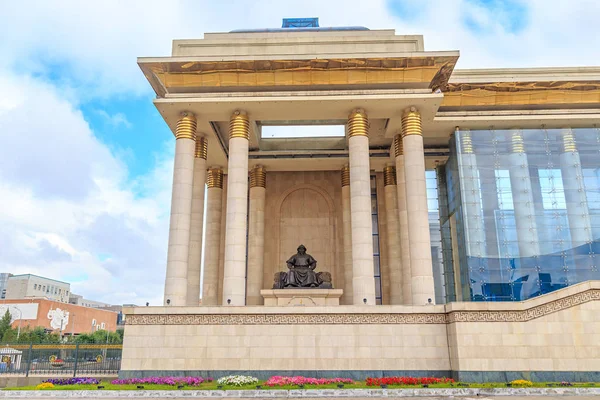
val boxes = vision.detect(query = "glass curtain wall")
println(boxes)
[443,127,600,301]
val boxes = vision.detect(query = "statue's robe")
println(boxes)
[285,253,319,287]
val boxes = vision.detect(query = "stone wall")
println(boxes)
[124,282,600,381]
[263,171,344,293]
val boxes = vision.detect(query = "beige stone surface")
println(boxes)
[172,31,425,59]
[123,282,600,374]
[164,137,195,306]
[403,134,435,305]
[202,186,222,306]
[122,314,449,372]
[348,135,376,305]
[395,154,412,305]
[261,289,343,306]
[376,172,389,304]
[263,171,343,294]
[222,137,249,306]
[341,184,353,306]
[247,187,266,305]
[384,183,402,305]
[186,155,206,306]
[447,282,600,372]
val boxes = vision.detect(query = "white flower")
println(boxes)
[217,375,259,386]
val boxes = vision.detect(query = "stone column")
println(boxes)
[393,134,412,304]
[347,109,376,305]
[402,107,435,305]
[383,165,403,304]
[222,111,250,306]
[202,167,223,306]
[341,165,353,305]
[508,130,540,258]
[560,129,592,247]
[186,136,207,306]
[457,130,486,260]
[164,112,196,306]
[246,165,266,305]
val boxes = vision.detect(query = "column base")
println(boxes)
[260,289,343,306]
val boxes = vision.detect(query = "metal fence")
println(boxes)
[0,344,122,376]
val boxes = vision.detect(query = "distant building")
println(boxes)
[5,274,70,303]
[68,293,110,308]
[0,273,12,299]
[0,299,118,334]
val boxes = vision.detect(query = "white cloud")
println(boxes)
[96,110,132,129]
[0,71,171,306]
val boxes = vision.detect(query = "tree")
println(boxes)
[0,310,12,340]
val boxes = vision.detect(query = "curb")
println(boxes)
[1,388,600,397]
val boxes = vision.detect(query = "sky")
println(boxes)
[0,0,599,307]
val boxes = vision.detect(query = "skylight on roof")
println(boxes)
[262,125,345,139]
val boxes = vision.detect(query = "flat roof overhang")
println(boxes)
[153,89,444,172]
[138,53,459,96]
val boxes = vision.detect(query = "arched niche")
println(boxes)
[274,184,336,279]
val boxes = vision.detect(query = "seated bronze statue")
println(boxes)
[273,245,333,289]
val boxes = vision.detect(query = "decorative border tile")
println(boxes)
[447,289,600,323]
[126,313,447,325]
[125,289,599,325]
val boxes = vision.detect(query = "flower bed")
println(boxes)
[265,376,354,386]
[35,383,54,390]
[45,378,100,386]
[111,376,210,386]
[216,375,259,386]
[366,376,454,386]
[510,379,533,387]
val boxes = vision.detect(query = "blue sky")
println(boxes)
[0,0,598,306]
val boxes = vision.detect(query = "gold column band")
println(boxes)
[461,129,474,154]
[511,130,525,153]
[249,165,266,188]
[563,129,577,153]
[393,134,403,157]
[195,137,207,159]
[383,166,397,186]
[401,108,422,137]
[341,165,350,187]
[207,168,223,189]
[175,113,197,140]
[347,109,369,138]
[229,111,249,140]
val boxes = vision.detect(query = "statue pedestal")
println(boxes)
[260,289,343,306]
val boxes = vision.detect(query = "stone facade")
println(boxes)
[129,21,600,381]
[122,281,600,381]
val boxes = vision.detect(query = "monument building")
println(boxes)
[122,19,600,381]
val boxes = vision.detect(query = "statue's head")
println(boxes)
[297,244,307,254]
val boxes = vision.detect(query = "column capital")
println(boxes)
[229,110,249,140]
[460,129,474,154]
[347,109,369,138]
[511,130,525,153]
[250,165,266,188]
[176,112,197,140]
[401,107,422,137]
[341,164,350,187]
[207,167,223,189]
[393,134,403,157]
[383,165,397,186]
[562,128,577,153]
[195,136,208,159]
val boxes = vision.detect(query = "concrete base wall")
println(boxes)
[121,281,600,382]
